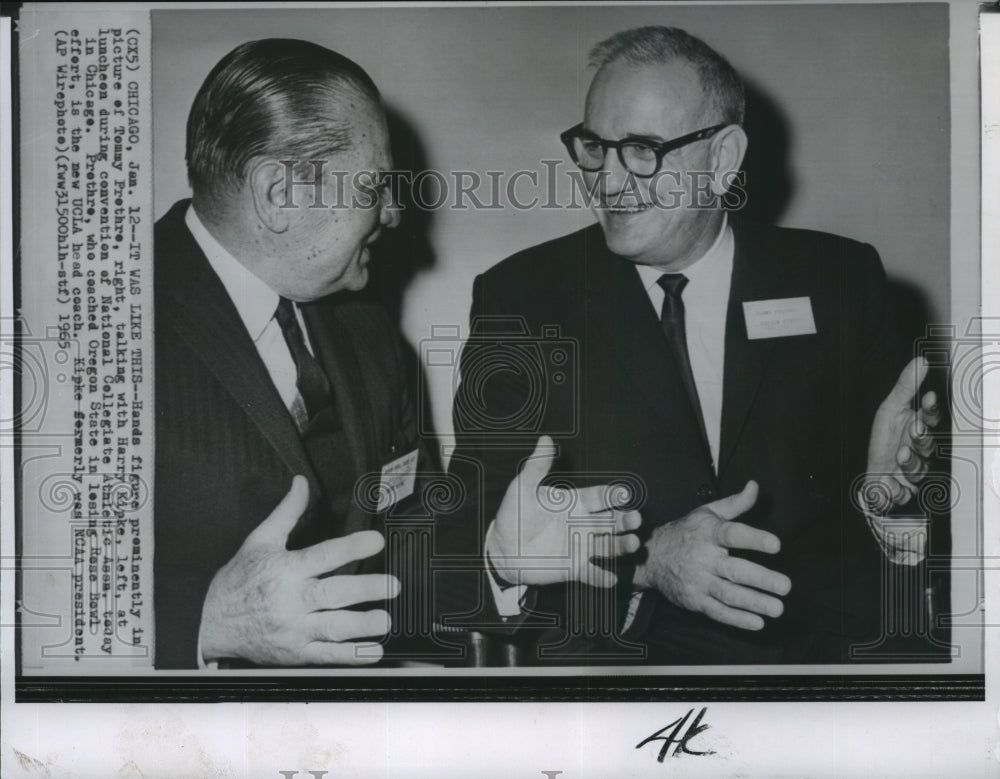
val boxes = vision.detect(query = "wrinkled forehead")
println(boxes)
[354,101,392,162]
[584,60,709,134]
[327,94,392,167]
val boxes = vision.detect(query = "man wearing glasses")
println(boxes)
[436,26,939,665]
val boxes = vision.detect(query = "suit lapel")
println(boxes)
[301,302,379,548]
[583,235,715,469]
[717,217,781,477]
[159,209,316,485]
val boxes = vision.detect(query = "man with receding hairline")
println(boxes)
[438,26,939,665]
[153,38,412,669]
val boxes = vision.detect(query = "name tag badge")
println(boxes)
[743,297,817,340]
[377,449,418,512]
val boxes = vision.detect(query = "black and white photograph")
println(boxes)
[2,1,996,776]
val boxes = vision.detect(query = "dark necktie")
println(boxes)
[274,297,333,431]
[657,274,710,457]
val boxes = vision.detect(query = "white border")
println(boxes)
[0,3,996,776]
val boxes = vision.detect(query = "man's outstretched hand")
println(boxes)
[487,436,642,588]
[199,476,399,666]
[634,481,792,631]
[865,356,942,512]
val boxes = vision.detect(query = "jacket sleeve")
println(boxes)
[432,273,543,635]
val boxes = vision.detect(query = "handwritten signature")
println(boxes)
[636,707,715,762]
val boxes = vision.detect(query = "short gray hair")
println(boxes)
[589,26,745,125]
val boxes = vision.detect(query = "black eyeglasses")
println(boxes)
[560,122,728,178]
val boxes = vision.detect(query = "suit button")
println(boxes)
[696,485,715,500]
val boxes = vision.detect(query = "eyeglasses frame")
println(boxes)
[559,122,730,178]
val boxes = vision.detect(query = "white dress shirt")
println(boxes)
[634,216,734,471]
[185,205,314,417]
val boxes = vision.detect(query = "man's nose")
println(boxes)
[379,188,401,230]
[597,148,631,196]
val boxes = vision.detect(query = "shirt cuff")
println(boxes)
[484,521,528,618]
[620,590,644,633]
[857,489,928,566]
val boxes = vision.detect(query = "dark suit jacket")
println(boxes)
[153,200,421,669]
[435,214,895,665]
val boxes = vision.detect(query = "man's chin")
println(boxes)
[312,269,369,299]
[599,225,648,261]
[598,206,654,234]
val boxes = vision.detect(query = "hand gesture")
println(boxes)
[487,436,642,588]
[865,356,942,512]
[199,476,400,666]
[634,481,792,630]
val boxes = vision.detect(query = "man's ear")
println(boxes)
[708,124,748,197]
[248,159,291,233]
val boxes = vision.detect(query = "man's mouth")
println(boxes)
[600,202,654,214]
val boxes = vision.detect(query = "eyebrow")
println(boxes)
[581,126,668,144]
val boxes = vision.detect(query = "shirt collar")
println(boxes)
[185,204,279,342]
[635,213,734,296]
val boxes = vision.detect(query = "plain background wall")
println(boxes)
[152,4,952,443]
